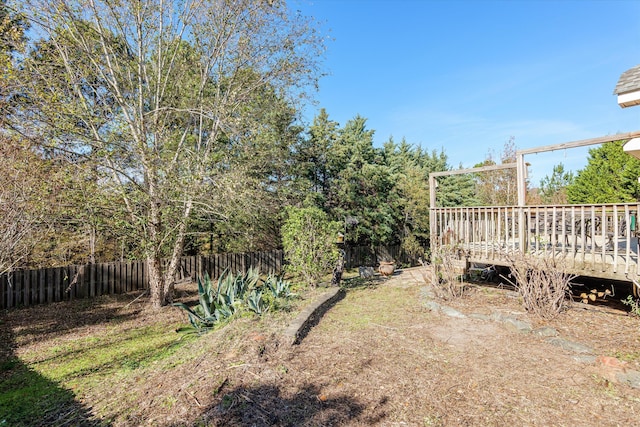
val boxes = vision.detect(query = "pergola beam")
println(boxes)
[429,130,640,209]
[517,130,640,156]
[429,163,517,209]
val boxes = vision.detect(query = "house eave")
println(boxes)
[623,137,640,160]
[618,89,640,108]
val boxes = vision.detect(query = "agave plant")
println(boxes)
[264,274,294,299]
[246,289,266,314]
[216,267,260,307]
[172,272,220,333]
[174,268,268,333]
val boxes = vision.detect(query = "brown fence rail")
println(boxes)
[0,250,284,310]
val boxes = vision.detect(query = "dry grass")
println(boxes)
[2,270,640,426]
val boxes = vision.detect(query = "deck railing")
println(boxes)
[430,203,640,281]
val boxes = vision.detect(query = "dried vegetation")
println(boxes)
[502,250,575,319]
[1,271,640,426]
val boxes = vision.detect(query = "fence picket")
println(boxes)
[15,270,23,306]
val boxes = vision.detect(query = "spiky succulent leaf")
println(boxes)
[247,289,265,314]
[172,302,205,322]
[215,305,233,319]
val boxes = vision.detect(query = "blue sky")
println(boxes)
[296,0,640,184]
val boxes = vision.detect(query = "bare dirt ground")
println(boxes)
[3,268,640,426]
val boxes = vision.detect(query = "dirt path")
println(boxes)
[211,270,640,426]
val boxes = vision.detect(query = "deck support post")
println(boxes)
[429,175,437,263]
[517,153,527,252]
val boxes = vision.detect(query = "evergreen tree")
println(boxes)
[539,163,574,204]
[326,116,395,246]
[296,109,339,208]
[567,141,640,203]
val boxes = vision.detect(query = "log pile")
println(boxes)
[578,288,612,304]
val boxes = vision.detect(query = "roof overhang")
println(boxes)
[618,90,640,108]
[623,137,640,160]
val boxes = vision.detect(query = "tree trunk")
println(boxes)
[147,255,165,308]
[88,224,96,264]
[162,201,193,305]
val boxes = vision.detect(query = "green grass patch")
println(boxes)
[0,357,90,426]
[613,350,640,363]
[0,322,195,425]
[34,324,191,380]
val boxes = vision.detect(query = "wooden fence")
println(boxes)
[0,250,283,310]
[0,245,421,310]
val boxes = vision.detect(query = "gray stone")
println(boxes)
[545,337,594,354]
[572,355,597,364]
[468,313,491,321]
[489,312,507,322]
[423,300,441,312]
[616,370,640,389]
[532,326,559,337]
[420,286,436,299]
[491,312,532,333]
[358,266,375,278]
[440,305,467,319]
[501,316,532,333]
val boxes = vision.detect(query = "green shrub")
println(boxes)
[281,206,340,286]
[622,295,640,316]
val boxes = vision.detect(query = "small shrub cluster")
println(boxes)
[503,250,574,319]
[173,268,295,334]
[622,295,640,317]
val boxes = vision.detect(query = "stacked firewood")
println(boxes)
[578,288,612,304]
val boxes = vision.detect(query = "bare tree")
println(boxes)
[475,137,520,206]
[18,0,324,307]
[0,137,45,275]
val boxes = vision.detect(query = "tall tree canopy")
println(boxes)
[296,111,465,251]
[538,163,574,205]
[16,0,324,307]
[567,141,640,204]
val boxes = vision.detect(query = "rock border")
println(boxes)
[283,287,345,345]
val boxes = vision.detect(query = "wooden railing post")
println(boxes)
[516,154,528,252]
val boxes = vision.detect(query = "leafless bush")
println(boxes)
[429,244,469,300]
[502,250,574,319]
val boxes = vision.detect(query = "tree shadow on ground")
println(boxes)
[6,292,146,346]
[0,312,107,426]
[184,382,387,427]
[0,290,163,426]
[293,288,345,345]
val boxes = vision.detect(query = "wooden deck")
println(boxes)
[430,203,640,284]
